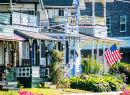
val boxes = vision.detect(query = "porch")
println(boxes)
[14,30,61,88]
[0,25,24,83]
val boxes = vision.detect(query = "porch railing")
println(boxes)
[0,12,37,27]
[22,59,30,66]
[55,16,105,26]
[40,67,49,78]
[16,67,30,77]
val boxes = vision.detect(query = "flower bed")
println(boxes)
[120,89,130,95]
[110,62,130,84]
[18,90,44,95]
[70,74,127,92]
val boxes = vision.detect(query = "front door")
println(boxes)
[40,42,46,67]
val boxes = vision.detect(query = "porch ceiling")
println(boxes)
[0,34,25,41]
[15,30,62,41]
[41,32,127,44]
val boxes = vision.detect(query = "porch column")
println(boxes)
[68,37,71,76]
[4,41,8,73]
[53,41,55,49]
[73,38,76,77]
[35,3,37,16]
[29,39,33,87]
[91,40,94,59]
[45,40,49,77]
[92,0,95,25]
[37,40,40,66]
[62,37,65,70]
[96,40,99,62]
[13,42,17,81]
[107,42,110,72]
[76,5,79,34]
[79,38,81,75]
[65,7,68,34]
[10,0,12,25]
[102,41,105,74]
[52,41,54,49]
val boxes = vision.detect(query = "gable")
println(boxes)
[43,0,73,6]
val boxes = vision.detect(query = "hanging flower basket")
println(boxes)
[8,68,14,72]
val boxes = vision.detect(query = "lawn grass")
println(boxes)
[0,88,91,95]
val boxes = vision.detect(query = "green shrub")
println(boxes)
[70,75,127,92]
[110,62,130,84]
[81,56,101,75]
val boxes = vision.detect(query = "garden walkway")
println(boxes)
[63,91,123,95]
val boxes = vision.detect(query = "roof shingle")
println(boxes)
[15,30,61,41]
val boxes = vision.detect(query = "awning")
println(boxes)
[0,34,25,41]
[15,30,62,41]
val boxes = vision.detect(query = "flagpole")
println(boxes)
[102,41,105,74]
[116,43,120,63]
[107,42,110,72]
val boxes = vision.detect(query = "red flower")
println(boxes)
[60,58,61,60]
[63,71,65,73]
[57,78,58,79]
[64,86,66,88]
[56,57,59,59]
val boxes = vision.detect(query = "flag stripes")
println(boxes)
[104,44,122,66]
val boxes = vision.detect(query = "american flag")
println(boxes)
[104,44,122,66]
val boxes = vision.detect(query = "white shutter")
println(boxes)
[27,42,29,59]
[22,42,27,59]
[0,42,3,65]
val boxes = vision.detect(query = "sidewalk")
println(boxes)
[63,91,122,95]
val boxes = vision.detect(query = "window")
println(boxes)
[120,15,126,32]
[106,17,111,33]
[59,10,64,16]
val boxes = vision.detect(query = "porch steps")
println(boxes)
[40,82,57,89]
[0,81,7,85]
[0,81,20,92]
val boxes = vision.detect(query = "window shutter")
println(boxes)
[22,42,27,59]
[0,42,3,65]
